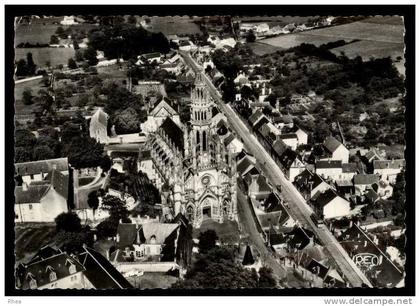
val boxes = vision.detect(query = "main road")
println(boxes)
[180,51,372,288]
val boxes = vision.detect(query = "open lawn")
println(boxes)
[15,47,75,68]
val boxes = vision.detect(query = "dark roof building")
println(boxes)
[160,117,184,154]
[15,158,69,177]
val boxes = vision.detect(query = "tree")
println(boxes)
[50,35,59,45]
[84,47,99,66]
[14,146,32,163]
[72,39,80,50]
[101,195,130,223]
[198,230,218,253]
[96,219,118,238]
[15,59,28,76]
[392,171,405,215]
[113,107,141,134]
[26,52,36,75]
[172,246,259,289]
[33,145,55,160]
[258,266,277,288]
[127,15,137,24]
[66,136,104,169]
[87,191,99,212]
[75,49,84,62]
[246,30,256,43]
[22,88,33,105]
[242,245,255,265]
[15,128,37,148]
[68,58,78,69]
[56,230,93,254]
[55,212,82,233]
[100,155,112,172]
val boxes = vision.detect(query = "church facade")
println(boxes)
[140,74,238,228]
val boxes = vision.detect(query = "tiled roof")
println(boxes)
[365,189,379,203]
[316,160,342,169]
[142,52,162,59]
[323,136,344,153]
[18,252,85,289]
[249,109,264,125]
[141,222,179,244]
[306,258,329,279]
[160,117,184,154]
[373,159,405,170]
[117,223,140,248]
[294,169,324,190]
[46,169,69,199]
[79,247,133,289]
[91,108,108,127]
[342,163,358,173]
[279,133,298,140]
[15,158,69,177]
[312,189,340,208]
[354,174,380,185]
[272,139,289,157]
[15,185,50,204]
[279,149,298,169]
[237,157,256,177]
[288,226,314,250]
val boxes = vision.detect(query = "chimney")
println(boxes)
[378,254,383,265]
[22,182,28,191]
[136,228,140,245]
[106,248,110,260]
[116,233,120,243]
[364,240,368,247]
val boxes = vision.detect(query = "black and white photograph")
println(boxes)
[3,2,416,301]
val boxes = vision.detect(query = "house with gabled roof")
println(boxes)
[15,169,69,222]
[244,172,272,200]
[315,160,343,181]
[354,174,381,195]
[15,157,69,184]
[294,169,330,200]
[373,159,405,184]
[311,189,350,219]
[276,148,305,181]
[141,96,181,133]
[323,136,349,163]
[110,222,180,264]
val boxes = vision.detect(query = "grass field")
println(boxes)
[15,47,75,68]
[248,42,284,56]
[126,272,178,289]
[15,224,57,264]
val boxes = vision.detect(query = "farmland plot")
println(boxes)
[15,47,75,68]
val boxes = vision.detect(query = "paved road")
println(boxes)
[181,51,372,288]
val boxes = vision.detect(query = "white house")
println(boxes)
[373,159,405,184]
[311,189,350,219]
[315,160,343,181]
[354,174,380,195]
[15,158,69,184]
[15,170,69,223]
[278,133,298,151]
[323,136,349,163]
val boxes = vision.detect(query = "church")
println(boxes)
[140,74,238,228]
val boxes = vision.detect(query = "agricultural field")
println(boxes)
[247,42,283,56]
[144,16,202,35]
[15,23,59,45]
[254,18,405,74]
[330,40,405,75]
[15,47,75,68]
